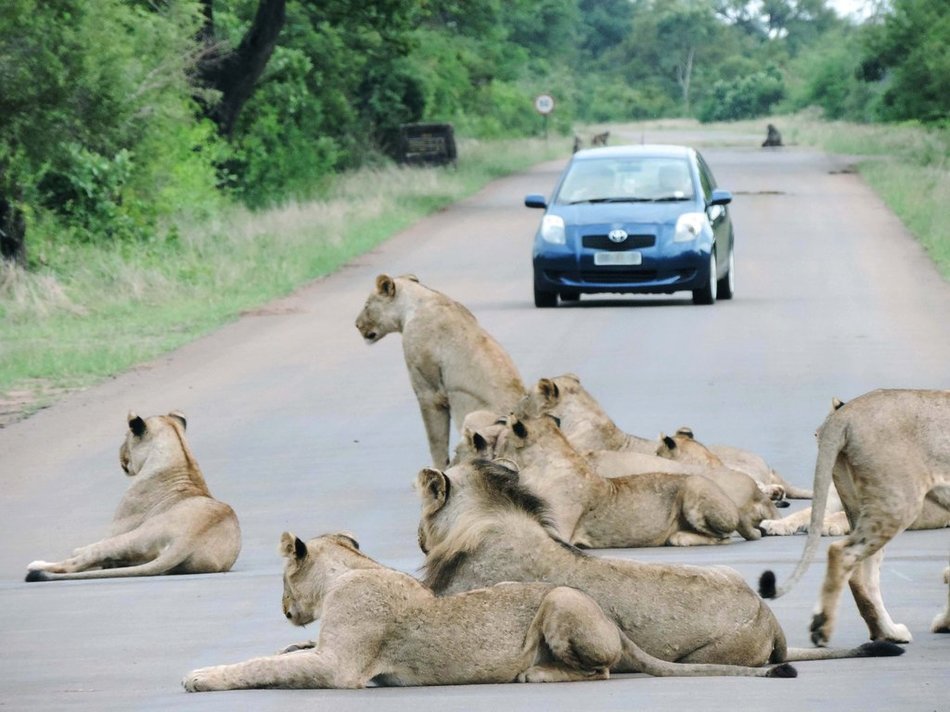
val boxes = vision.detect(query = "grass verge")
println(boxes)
[0,136,567,423]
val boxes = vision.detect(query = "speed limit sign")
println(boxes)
[534,94,555,115]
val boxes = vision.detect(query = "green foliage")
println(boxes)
[698,66,786,122]
[864,0,950,123]
[0,0,222,250]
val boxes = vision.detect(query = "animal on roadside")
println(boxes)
[522,374,811,498]
[416,458,903,669]
[762,124,783,147]
[354,274,525,467]
[655,429,786,537]
[759,389,950,645]
[183,532,794,691]
[591,130,610,147]
[26,411,241,582]
[572,135,582,153]
[462,409,750,546]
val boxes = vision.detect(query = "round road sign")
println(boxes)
[534,94,555,115]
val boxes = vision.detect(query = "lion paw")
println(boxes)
[877,624,912,644]
[932,612,950,634]
[758,520,797,536]
[809,612,830,647]
[183,668,220,692]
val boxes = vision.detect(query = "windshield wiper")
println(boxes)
[651,195,691,202]
[568,197,652,205]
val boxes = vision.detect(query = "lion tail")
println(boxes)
[759,410,848,600]
[784,641,904,662]
[619,633,797,678]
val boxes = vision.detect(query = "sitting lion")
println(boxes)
[354,274,525,467]
[523,374,811,498]
[461,409,748,546]
[416,458,903,668]
[184,532,790,691]
[760,389,950,645]
[26,411,241,581]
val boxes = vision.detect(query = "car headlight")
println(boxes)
[673,212,709,242]
[540,214,566,245]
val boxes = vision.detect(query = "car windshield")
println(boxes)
[556,157,695,205]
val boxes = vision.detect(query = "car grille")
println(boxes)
[578,271,658,283]
[582,234,655,251]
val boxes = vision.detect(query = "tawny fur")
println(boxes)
[522,374,810,498]
[761,389,950,645]
[354,274,525,467]
[416,459,902,667]
[183,532,789,691]
[459,409,747,547]
[26,411,240,581]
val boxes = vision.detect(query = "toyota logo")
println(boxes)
[608,228,628,243]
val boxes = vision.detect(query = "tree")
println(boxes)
[195,0,287,137]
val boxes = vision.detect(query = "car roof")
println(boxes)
[571,144,696,161]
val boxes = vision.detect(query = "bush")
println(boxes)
[698,67,785,123]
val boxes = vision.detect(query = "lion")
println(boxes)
[759,389,950,645]
[416,458,903,669]
[522,374,811,498]
[184,532,793,691]
[25,411,241,581]
[461,409,749,546]
[759,398,950,537]
[655,428,785,537]
[354,274,525,467]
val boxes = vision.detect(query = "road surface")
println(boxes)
[1,127,948,710]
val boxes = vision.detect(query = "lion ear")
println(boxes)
[675,426,693,439]
[168,411,187,430]
[128,412,147,437]
[511,419,528,440]
[536,378,560,407]
[831,397,846,412]
[660,433,677,451]
[333,532,360,551]
[417,468,450,507]
[375,274,396,298]
[279,532,303,560]
[492,457,520,474]
[471,431,489,453]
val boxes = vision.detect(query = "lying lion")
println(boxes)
[461,410,749,546]
[525,374,810,498]
[417,459,903,668]
[760,389,950,646]
[184,532,791,691]
[355,274,525,467]
[655,428,785,536]
[26,411,241,581]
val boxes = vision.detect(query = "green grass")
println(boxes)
[0,136,568,412]
[1,118,947,420]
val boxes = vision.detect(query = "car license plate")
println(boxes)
[594,251,641,266]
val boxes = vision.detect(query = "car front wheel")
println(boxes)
[717,246,735,300]
[692,252,718,305]
[534,287,557,308]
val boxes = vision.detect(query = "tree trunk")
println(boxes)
[196,0,287,137]
[0,191,27,267]
[678,46,695,115]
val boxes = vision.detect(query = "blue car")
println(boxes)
[525,144,735,307]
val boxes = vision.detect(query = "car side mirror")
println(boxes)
[524,194,548,209]
[709,189,732,207]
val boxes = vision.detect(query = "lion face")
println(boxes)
[354,274,401,343]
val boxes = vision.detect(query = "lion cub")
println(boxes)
[26,411,241,581]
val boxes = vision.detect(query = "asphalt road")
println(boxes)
[1,127,948,711]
